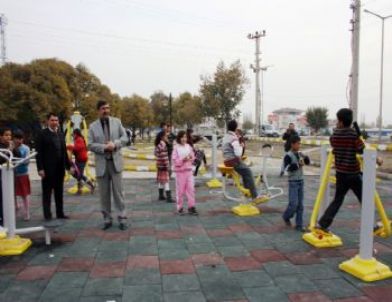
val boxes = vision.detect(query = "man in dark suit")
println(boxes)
[36,113,73,220]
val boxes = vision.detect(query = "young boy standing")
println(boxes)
[282,136,310,232]
[317,108,371,232]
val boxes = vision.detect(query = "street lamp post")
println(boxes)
[364,9,392,141]
[260,65,273,127]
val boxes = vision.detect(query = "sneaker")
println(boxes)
[177,208,184,215]
[295,226,307,232]
[283,217,292,227]
[188,207,199,216]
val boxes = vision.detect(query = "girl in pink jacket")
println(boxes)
[172,130,197,215]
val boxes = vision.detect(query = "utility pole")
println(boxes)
[364,9,392,142]
[169,93,172,128]
[260,65,273,126]
[0,14,7,65]
[349,0,361,122]
[248,30,266,136]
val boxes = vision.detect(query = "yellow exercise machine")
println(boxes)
[218,144,283,217]
[339,149,392,282]
[303,144,392,249]
[65,111,95,194]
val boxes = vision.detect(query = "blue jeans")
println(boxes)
[283,180,304,227]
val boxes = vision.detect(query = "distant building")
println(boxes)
[267,108,307,130]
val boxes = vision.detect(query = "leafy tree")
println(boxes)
[173,92,203,128]
[150,91,169,126]
[305,107,328,134]
[242,119,254,132]
[200,60,248,124]
[122,94,153,137]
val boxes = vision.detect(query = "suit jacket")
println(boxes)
[88,116,128,177]
[35,128,70,177]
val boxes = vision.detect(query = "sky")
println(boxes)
[2,0,392,125]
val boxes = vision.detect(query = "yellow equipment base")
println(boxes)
[0,230,6,240]
[67,184,91,195]
[339,255,392,282]
[206,178,222,188]
[303,230,343,248]
[0,236,32,256]
[232,204,260,217]
[251,195,270,205]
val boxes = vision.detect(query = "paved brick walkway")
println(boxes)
[1,176,392,302]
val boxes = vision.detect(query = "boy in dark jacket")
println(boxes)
[282,135,310,231]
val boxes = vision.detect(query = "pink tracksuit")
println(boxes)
[172,144,195,210]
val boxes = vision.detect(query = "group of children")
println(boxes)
[0,128,31,223]
[154,128,198,215]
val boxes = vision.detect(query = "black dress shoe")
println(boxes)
[102,221,113,230]
[119,222,128,231]
[58,215,70,219]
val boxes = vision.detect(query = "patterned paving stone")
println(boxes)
[46,272,89,288]
[362,286,392,302]
[0,280,48,302]
[274,274,317,294]
[57,257,94,272]
[243,286,289,302]
[90,261,126,278]
[191,252,224,267]
[163,291,206,302]
[79,295,122,302]
[82,277,123,296]
[16,265,57,281]
[162,274,201,292]
[196,265,245,301]
[124,268,161,285]
[262,261,300,277]
[127,255,159,270]
[160,259,195,274]
[122,285,161,302]
[224,256,262,272]
[39,286,83,302]
[250,249,287,263]
[232,269,275,288]
[297,263,340,280]
[216,245,250,257]
[313,278,363,300]
[288,292,332,302]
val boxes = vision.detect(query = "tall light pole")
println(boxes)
[350,0,361,122]
[0,14,6,65]
[248,30,266,136]
[260,65,273,126]
[364,9,392,141]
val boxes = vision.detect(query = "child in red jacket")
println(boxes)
[72,129,95,194]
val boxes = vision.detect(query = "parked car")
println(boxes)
[260,124,280,137]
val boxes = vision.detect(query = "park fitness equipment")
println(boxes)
[339,149,392,282]
[0,149,51,256]
[206,134,222,188]
[218,144,283,217]
[303,144,392,248]
[65,111,95,194]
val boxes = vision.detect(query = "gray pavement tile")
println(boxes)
[243,286,289,302]
[82,277,123,296]
[39,286,82,302]
[129,235,156,245]
[158,239,186,250]
[128,243,158,255]
[0,274,15,293]
[212,236,243,247]
[187,243,217,254]
[184,235,212,244]
[196,265,245,301]
[159,248,190,260]
[298,263,340,280]
[0,280,48,302]
[314,278,363,299]
[46,272,89,289]
[262,260,300,277]
[96,249,128,262]
[78,295,122,302]
[163,291,206,302]
[232,269,275,288]
[124,268,161,285]
[216,245,250,257]
[162,274,201,292]
[275,274,317,293]
[122,285,162,302]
